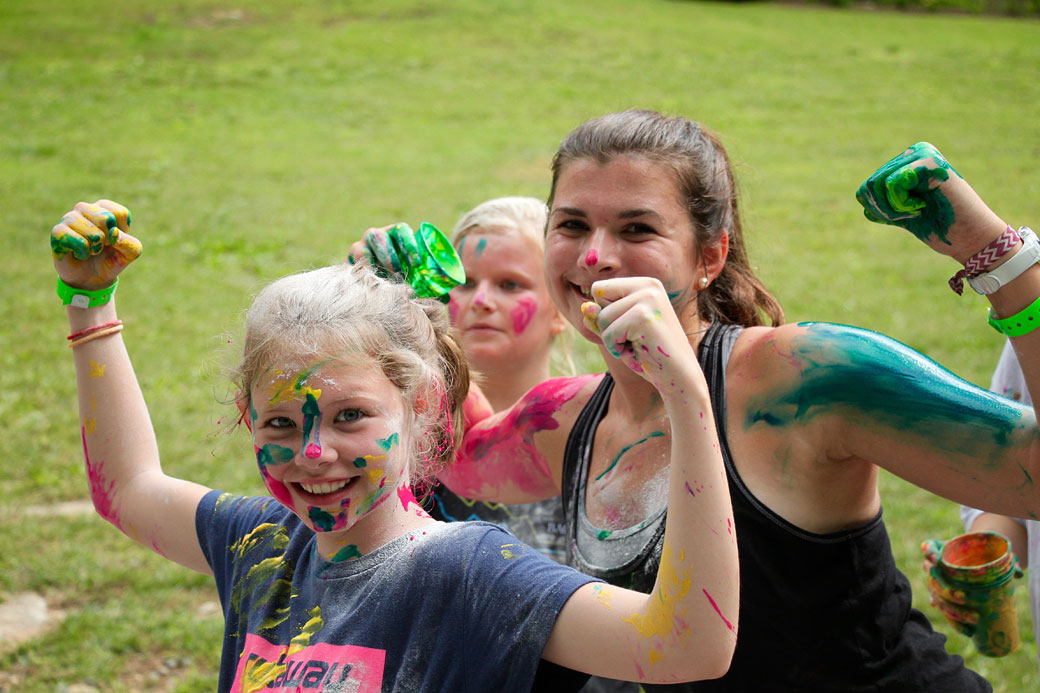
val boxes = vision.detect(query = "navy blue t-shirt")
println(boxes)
[196,490,596,692]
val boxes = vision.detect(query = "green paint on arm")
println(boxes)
[747,323,1031,473]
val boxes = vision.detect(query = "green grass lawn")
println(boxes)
[2,0,1038,689]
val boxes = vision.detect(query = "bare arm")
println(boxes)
[542,278,738,683]
[53,201,212,574]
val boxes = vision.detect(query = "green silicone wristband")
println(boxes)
[988,294,1040,337]
[56,276,118,308]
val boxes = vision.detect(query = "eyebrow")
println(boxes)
[551,206,659,220]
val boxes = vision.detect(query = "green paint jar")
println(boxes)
[404,222,465,300]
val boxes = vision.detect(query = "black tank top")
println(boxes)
[563,323,991,692]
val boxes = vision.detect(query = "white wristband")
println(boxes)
[967,227,1040,295]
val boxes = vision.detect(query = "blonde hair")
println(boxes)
[451,196,548,251]
[233,263,469,483]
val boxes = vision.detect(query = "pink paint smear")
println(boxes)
[703,588,735,632]
[82,427,121,530]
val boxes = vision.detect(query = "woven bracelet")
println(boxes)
[949,225,1020,295]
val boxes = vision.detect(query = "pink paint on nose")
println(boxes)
[305,444,322,459]
[510,297,538,335]
[585,249,598,266]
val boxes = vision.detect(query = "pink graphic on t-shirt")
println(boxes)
[234,633,385,692]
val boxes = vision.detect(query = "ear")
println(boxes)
[701,229,730,283]
[549,309,568,337]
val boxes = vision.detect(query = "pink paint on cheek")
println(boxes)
[447,296,459,325]
[305,444,322,459]
[585,249,598,266]
[509,297,538,335]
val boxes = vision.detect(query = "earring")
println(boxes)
[697,277,709,290]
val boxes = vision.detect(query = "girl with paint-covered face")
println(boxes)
[361,110,1040,691]
[424,196,577,565]
[447,196,570,411]
[51,202,739,691]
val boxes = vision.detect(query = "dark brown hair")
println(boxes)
[548,109,784,327]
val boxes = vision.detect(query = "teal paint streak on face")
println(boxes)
[331,544,362,562]
[475,237,487,257]
[301,393,322,452]
[352,457,367,468]
[377,432,399,451]
[595,431,666,481]
[309,507,336,531]
[257,444,295,469]
[746,323,1027,460]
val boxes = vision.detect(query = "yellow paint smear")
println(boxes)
[592,583,614,611]
[83,417,97,435]
[622,543,690,640]
[240,606,324,693]
[88,359,106,378]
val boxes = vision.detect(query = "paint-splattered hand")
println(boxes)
[581,277,698,389]
[856,142,962,244]
[346,223,423,279]
[856,143,1005,260]
[51,200,141,290]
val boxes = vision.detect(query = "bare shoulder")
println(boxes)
[514,374,606,431]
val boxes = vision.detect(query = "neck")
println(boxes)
[473,353,552,412]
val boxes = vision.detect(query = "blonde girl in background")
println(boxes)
[429,196,576,562]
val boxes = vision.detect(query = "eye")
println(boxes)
[264,416,296,430]
[458,278,476,290]
[621,222,656,237]
[335,408,364,424]
[500,279,522,291]
[552,218,588,235]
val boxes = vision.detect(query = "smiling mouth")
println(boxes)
[295,477,358,500]
[570,282,592,300]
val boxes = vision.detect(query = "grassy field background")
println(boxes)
[2,0,1039,690]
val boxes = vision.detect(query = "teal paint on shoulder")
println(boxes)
[745,322,1027,458]
[597,529,613,540]
[377,432,399,451]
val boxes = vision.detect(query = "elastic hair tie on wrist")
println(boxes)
[949,225,1020,295]
[68,320,123,342]
[988,295,1040,337]
[68,323,124,348]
